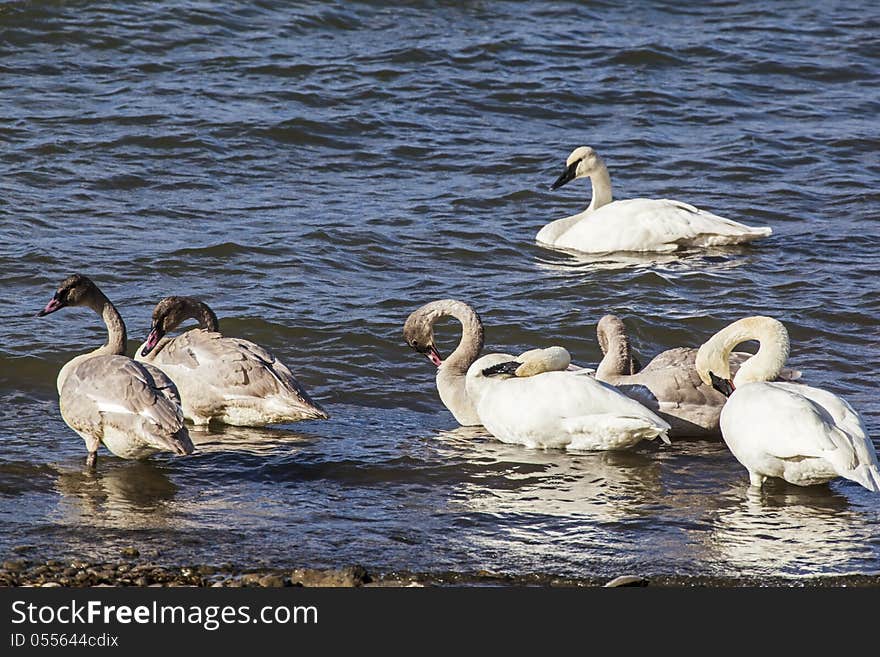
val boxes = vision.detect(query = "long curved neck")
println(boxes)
[439,302,484,375]
[428,300,484,426]
[179,298,220,332]
[587,159,613,211]
[595,317,633,380]
[710,317,790,385]
[85,289,127,356]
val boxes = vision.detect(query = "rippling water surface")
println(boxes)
[1,1,879,580]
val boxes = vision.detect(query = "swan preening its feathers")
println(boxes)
[37,275,194,468]
[595,314,802,438]
[538,146,772,254]
[695,316,880,493]
[403,300,670,450]
[136,296,328,427]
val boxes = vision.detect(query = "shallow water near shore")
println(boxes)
[1,1,879,581]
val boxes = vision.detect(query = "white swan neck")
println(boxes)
[588,159,613,210]
[710,317,790,385]
[536,158,613,245]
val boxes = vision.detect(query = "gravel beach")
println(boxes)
[3,556,879,588]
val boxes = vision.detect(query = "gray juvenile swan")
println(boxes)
[135,296,328,427]
[595,314,801,437]
[37,275,193,468]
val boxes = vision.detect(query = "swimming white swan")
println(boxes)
[135,296,328,427]
[595,314,802,437]
[37,275,194,468]
[695,316,880,492]
[403,299,670,450]
[537,146,772,254]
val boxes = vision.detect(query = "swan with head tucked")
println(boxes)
[135,296,328,427]
[403,300,670,450]
[37,275,193,468]
[537,146,772,254]
[595,314,802,437]
[695,316,880,492]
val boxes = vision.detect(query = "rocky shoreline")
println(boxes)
[2,554,880,588]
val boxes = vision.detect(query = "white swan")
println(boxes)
[403,300,670,450]
[135,296,328,427]
[37,275,194,468]
[595,314,802,437]
[537,146,772,254]
[695,316,880,492]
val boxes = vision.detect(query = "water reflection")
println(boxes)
[54,459,179,530]
[534,246,755,274]
[188,424,319,457]
[434,426,664,520]
[706,481,874,576]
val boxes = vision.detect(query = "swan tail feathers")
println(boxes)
[852,464,880,493]
[560,414,670,446]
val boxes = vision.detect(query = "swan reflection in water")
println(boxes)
[534,245,756,275]
[187,423,319,457]
[706,481,880,576]
[52,424,318,532]
[54,459,180,530]
[428,426,669,574]
[433,425,665,519]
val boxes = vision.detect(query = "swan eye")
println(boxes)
[411,340,420,350]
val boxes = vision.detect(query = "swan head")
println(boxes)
[550,146,604,191]
[481,347,571,378]
[694,339,732,389]
[141,296,218,357]
[696,316,790,389]
[403,308,444,367]
[37,273,98,317]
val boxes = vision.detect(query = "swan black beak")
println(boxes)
[550,160,579,191]
[482,360,520,377]
[708,371,735,397]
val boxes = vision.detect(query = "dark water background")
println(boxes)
[1,1,879,579]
